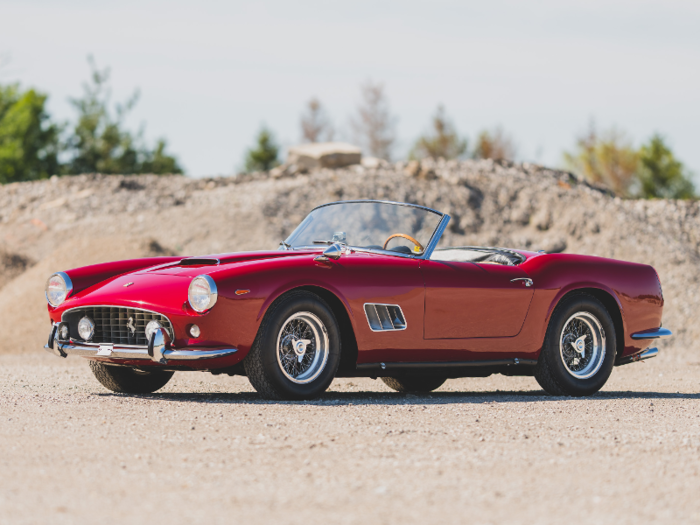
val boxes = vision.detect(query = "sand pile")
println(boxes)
[1,159,697,356]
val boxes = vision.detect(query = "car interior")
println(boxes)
[430,247,525,266]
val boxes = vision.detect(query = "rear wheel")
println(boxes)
[88,361,174,394]
[535,294,616,396]
[244,291,341,400]
[381,375,447,393]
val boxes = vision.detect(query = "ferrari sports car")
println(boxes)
[44,200,671,399]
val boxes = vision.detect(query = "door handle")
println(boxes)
[511,278,533,287]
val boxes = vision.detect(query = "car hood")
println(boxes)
[134,250,319,278]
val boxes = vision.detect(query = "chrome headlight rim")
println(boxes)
[188,275,218,313]
[45,272,74,307]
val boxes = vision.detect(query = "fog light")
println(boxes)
[189,324,201,338]
[59,323,70,341]
[78,317,95,341]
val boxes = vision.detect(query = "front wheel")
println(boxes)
[88,361,174,393]
[244,291,341,400]
[535,294,616,396]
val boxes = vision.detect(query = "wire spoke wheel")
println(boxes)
[276,311,329,384]
[559,311,606,379]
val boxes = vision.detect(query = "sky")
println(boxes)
[1,0,699,179]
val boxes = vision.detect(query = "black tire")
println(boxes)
[535,293,616,397]
[244,290,341,400]
[88,361,174,394]
[381,375,447,393]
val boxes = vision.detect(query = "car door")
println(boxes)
[420,259,534,339]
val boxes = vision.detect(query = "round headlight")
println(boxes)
[188,275,218,313]
[78,316,95,341]
[45,272,73,307]
[145,320,162,341]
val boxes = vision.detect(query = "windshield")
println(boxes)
[284,201,444,256]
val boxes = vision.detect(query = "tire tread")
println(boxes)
[88,361,174,394]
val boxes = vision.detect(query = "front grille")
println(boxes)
[63,306,173,346]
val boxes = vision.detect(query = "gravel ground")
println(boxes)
[2,353,700,525]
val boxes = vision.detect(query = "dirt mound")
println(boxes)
[0,161,697,357]
[0,247,35,291]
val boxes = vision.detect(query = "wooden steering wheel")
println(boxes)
[383,233,425,253]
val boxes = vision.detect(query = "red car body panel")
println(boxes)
[48,242,665,372]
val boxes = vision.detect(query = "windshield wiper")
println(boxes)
[279,241,292,250]
[313,240,335,245]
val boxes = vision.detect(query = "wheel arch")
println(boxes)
[259,285,359,373]
[550,287,625,359]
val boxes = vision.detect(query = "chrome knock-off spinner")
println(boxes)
[276,312,329,384]
[559,312,606,380]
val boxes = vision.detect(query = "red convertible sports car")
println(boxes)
[44,200,671,399]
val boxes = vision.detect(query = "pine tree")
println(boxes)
[637,134,695,199]
[244,127,280,172]
[410,105,467,160]
[64,57,182,175]
[0,84,62,183]
[563,123,638,196]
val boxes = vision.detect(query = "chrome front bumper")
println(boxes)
[45,324,237,365]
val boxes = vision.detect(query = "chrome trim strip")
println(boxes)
[356,358,538,369]
[61,305,174,327]
[631,328,673,340]
[420,214,451,260]
[345,247,417,259]
[618,347,659,366]
[45,341,237,363]
[363,303,408,332]
[310,199,444,216]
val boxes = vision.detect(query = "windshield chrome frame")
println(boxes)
[284,200,451,260]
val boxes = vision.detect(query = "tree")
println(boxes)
[563,123,638,196]
[350,81,397,160]
[636,134,695,199]
[244,127,280,172]
[410,105,467,160]
[300,97,333,143]
[473,127,516,161]
[0,84,62,184]
[64,57,182,175]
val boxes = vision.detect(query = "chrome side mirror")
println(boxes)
[323,243,344,260]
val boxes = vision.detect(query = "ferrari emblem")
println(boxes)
[126,317,136,335]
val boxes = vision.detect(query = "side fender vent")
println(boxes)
[364,303,407,331]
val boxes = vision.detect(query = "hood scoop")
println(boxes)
[178,257,220,266]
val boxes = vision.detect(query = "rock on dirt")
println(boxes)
[286,141,362,171]
[0,160,698,356]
